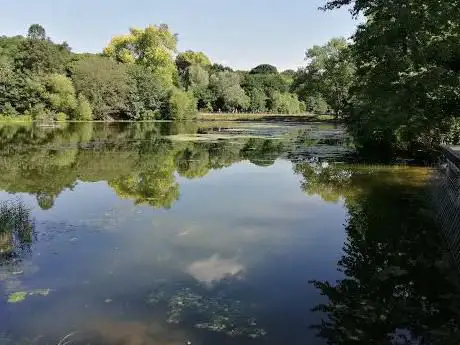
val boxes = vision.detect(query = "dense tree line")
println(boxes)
[0,24,311,122]
[292,0,460,152]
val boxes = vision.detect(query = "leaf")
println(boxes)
[7,291,28,303]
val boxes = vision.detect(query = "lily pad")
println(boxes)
[7,291,27,303]
[7,288,51,303]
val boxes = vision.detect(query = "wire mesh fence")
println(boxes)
[431,147,460,266]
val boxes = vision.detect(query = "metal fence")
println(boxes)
[432,147,460,265]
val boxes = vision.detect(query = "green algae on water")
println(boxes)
[7,291,27,303]
[7,289,51,303]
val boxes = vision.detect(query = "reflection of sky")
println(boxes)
[0,159,347,344]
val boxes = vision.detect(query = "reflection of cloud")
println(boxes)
[186,254,244,285]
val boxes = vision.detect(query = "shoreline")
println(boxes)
[0,113,337,124]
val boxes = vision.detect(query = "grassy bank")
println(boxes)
[0,115,33,123]
[196,112,335,122]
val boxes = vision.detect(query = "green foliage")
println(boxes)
[27,24,46,40]
[164,88,197,120]
[70,56,131,120]
[75,94,93,120]
[185,64,209,91]
[104,24,178,86]
[209,71,250,111]
[44,74,77,118]
[176,50,211,75]
[324,0,460,150]
[127,64,169,120]
[293,37,354,118]
[307,94,330,114]
[0,200,34,258]
[250,64,278,74]
[14,38,71,75]
[248,88,267,112]
[243,72,289,100]
[0,36,24,64]
[8,291,28,303]
[269,91,303,114]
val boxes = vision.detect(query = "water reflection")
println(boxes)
[0,122,457,345]
[297,162,460,344]
[0,122,347,211]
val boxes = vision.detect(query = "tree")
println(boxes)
[323,0,460,150]
[209,71,250,112]
[0,36,25,64]
[293,38,354,118]
[243,73,289,98]
[44,74,78,119]
[14,38,71,75]
[70,56,131,120]
[164,88,197,120]
[127,64,169,120]
[269,91,302,114]
[75,94,93,120]
[185,64,209,91]
[250,64,278,75]
[27,24,46,40]
[248,88,267,112]
[176,51,211,73]
[307,93,330,114]
[104,24,178,86]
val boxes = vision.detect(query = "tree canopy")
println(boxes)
[321,0,460,151]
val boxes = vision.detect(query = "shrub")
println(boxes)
[164,89,197,120]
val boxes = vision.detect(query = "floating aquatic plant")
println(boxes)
[7,291,28,303]
[7,289,51,303]
[146,281,266,338]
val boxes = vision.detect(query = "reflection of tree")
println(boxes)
[0,122,311,210]
[294,158,354,203]
[110,171,180,209]
[36,192,56,210]
[241,138,284,167]
[0,200,35,261]
[175,145,210,179]
[310,168,460,344]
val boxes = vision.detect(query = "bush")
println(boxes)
[45,74,78,117]
[269,92,302,114]
[164,89,197,120]
[75,94,93,120]
[55,112,68,122]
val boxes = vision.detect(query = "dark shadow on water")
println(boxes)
[299,162,460,344]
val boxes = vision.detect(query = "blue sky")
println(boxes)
[0,0,358,71]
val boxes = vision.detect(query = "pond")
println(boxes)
[0,121,459,345]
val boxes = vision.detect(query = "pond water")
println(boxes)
[0,122,459,345]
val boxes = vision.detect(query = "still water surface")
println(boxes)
[0,122,459,345]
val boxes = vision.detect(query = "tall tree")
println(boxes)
[209,71,250,112]
[250,64,278,75]
[104,24,178,86]
[323,0,460,150]
[27,24,46,40]
[176,51,211,73]
[293,38,355,118]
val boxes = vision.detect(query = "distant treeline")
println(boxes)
[0,24,339,123]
